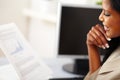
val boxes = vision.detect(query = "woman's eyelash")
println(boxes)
[104,12,110,16]
[103,10,110,16]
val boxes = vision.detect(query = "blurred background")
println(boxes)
[0,0,101,58]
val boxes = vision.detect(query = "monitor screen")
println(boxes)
[56,3,102,57]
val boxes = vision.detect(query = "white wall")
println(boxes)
[28,0,58,59]
[0,0,29,57]
[28,0,99,59]
[0,0,29,37]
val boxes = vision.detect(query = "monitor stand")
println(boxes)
[63,59,89,76]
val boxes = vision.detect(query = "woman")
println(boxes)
[84,0,120,80]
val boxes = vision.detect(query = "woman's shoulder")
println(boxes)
[96,46,120,79]
[84,46,120,80]
[100,46,120,70]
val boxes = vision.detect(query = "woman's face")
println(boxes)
[99,0,120,38]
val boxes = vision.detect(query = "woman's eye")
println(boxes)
[104,12,110,16]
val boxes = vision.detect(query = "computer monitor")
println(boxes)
[56,3,102,76]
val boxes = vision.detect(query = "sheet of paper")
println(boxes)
[0,23,52,80]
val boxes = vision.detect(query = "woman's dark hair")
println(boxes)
[110,0,120,13]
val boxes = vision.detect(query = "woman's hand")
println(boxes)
[86,24,109,49]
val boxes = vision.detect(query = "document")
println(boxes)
[0,23,52,80]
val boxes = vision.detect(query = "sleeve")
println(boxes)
[84,68,100,80]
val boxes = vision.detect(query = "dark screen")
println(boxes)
[58,6,102,55]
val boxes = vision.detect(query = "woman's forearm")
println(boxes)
[86,25,108,74]
[87,45,101,74]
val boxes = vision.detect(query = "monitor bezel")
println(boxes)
[55,2,102,59]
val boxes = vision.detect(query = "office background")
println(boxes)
[0,0,101,58]
[0,0,102,80]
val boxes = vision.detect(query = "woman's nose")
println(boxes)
[99,12,104,21]
[99,16,104,21]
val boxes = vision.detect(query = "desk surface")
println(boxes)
[0,57,81,80]
[44,58,81,78]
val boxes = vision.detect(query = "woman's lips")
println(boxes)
[104,26,111,41]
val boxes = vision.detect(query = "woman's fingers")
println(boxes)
[96,24,111,41]
[87,30,99,46]
[87,24,109,49]
[94,25,109,48]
